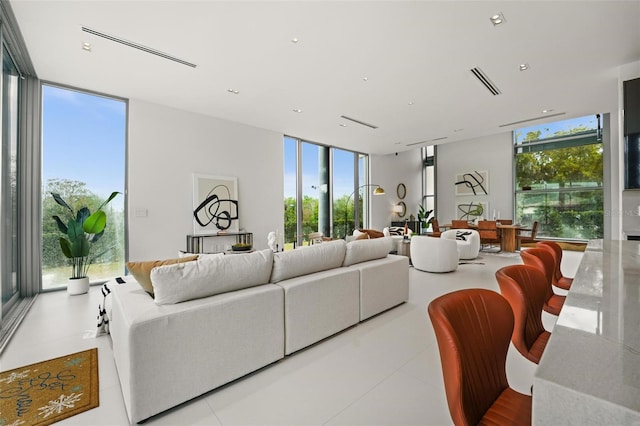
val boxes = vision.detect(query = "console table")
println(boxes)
[533,239,640,424]
[186,231,253,254]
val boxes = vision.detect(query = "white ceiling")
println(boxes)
[8,1,640,155]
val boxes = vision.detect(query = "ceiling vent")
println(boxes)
[499,112,566,127]
[81,26,197,68]
[405,136,448,146]
[340,115,378,129]
[470,67,501,96]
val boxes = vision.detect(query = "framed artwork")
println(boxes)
[192,174,239,234]
[396,183,406,199]
[455,170,489,196]
[456,200,488,221]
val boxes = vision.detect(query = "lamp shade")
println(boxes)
[373,186,385,195]
[393,204,404,213]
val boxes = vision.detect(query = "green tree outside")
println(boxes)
[42,178,125,287]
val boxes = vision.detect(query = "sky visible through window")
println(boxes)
[515,114,599,144]
[283,138,359,199]
[42,85,126,209]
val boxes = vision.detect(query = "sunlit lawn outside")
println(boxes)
[42,262,125,291]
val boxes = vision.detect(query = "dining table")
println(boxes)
[440,222,522,252]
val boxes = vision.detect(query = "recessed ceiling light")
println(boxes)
[408,101,414,105]
[519,63,529,71]
[339,123,347,127]
[293,109,302,113]
[454,128,464,132]
[363,77,369,82]
[490,12,506,26]
[227,89,239,94]
[542,109,554,114]
[291,37,299,44]
[82,42,92,51]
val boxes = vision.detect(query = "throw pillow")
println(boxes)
[126,256,199,297]
[354,232,370,240]
[456,231,472,241]
[359,228,385,239]
[387,226,405,236]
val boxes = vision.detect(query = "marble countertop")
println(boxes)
[533,239,640,425]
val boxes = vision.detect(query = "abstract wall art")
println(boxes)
[456,200,488,221]
[455,170,489,196]
[193,174,239,234]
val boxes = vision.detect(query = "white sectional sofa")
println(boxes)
[109,237,409,423]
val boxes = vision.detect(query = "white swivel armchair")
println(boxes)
[410,236,459,273]
[441,229,480,260]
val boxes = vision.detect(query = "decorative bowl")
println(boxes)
[231,243,253,252]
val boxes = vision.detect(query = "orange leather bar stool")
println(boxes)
[496,265,551,364]
[536,241,573,290]
[428,289,531,425]
[520,248,565,316]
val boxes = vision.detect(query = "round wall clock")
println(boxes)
[397,183,406,199]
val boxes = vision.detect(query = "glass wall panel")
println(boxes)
[41,85,126,290]
[283,136,297,249]
[515,190,603,239]
[421,145,436,233]
[514,114,603,240]
[1,46,20,312]
[333,148,356,239]
[300,142,323,245]
[284,136,368,246]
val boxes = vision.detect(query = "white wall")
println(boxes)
[370,148,423,231]
[436,133,513,225]
[128,100,283,260]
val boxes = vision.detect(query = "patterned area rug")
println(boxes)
[0,348,99,425]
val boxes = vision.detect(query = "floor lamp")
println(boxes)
[344,184,385,238]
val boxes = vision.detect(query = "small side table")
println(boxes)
[396,239,411,259]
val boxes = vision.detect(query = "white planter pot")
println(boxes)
[67,277,90,295]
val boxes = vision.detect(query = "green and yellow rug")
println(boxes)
[0,348,99,425]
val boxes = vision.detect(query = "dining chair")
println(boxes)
[425,218,442,237]
[536,241,573,290]
[496,265,551,364]
[450,219,470,229]
[516,221,539,250]
[520,248,565,316]
[497,219,513,225]
[428,288,532,425]
[308,231,323,245]
[477,220,501,251]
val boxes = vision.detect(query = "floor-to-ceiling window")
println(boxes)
[283,136,368,247]
[41,84,126,290]
[514,114,603,240]
[421,145,436,232]
[1,45,20,315]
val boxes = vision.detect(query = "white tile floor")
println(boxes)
[0,250,583,425]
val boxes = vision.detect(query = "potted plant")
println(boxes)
[51,191,120,295]
[417,205,434,235]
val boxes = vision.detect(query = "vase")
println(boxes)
[67,277,90,295]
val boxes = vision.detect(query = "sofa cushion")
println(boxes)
[126,256,199,297]
[151,249,274,305]
[270,239,346,283]
[343,237,393,266]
